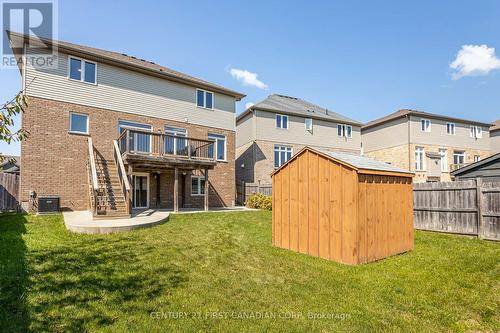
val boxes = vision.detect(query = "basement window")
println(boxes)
[191,176,206,196]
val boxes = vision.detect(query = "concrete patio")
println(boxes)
[63,206,254,234]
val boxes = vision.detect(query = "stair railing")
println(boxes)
[87,137,99,215]
[113,139,131,215]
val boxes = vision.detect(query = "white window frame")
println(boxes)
[274,145,293,168]
[68,55,97,85]
[337,124,352,138]
[118,120,153,153]
[453,151,465,165]
[191,176,205,196]
[421,118,431,132]
[446,122,455,135]
[165,126,187,155]
[276,114,288,129]
[208,133,227,162]
[439,148,448,172]
[415,147,425,171]
[473,155,481,163]
[470,126,483,139]
[69,112,89,135]
[196,89,214,110]
[305,118,313,131]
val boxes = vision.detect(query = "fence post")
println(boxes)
[476,178,485,239]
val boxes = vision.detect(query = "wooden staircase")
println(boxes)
[94,158,130,219]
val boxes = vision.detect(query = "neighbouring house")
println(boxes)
[451,152,500,182]
[0,156,20,174]
[361,109,493,183]
[490,120,500,153]
[235,94,362,189]
[8,31,245,216]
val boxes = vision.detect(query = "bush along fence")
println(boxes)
[413,179,499,241]
[236,181,272,205]
[0,173,20,211]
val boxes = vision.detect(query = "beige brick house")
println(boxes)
[361,109,493,183]
[8,31,244,216]
[236,94,362,188]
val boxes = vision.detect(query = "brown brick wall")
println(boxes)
[21,96,235,211]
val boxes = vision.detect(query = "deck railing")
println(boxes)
[113,140,131,215]
[86,137,99,215]
[117,128,215,161]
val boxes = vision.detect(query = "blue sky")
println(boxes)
[1,0,500,156]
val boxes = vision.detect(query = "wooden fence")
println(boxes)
[236,182,272,205]
[0,173,20,211]
[413,179,499,241]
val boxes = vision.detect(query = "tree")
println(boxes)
[0,92,29,161]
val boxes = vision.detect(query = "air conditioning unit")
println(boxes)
[38,196,60,213]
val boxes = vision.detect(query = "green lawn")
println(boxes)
[0,212,498,332]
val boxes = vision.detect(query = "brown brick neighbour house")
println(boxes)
[361,109,493,183]
[8,31,244,216]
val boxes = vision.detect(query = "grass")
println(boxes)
[0,211,498,332]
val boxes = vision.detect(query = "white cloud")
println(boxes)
[450,44,500,80]
[229,68,268,90]
[245,102,255,110]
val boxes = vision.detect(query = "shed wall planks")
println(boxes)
[272,149,414,265]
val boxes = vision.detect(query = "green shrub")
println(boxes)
[245,193,272,210]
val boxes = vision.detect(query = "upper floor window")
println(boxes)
[208,133,226,161]
[305,118,313,131]
[69,57,97,84]
[274,145,292,168]
[69,112,89,134]
[421,119,431,132]
[337,124,352,138]
[196,89,214,109]
[470,126,482,138]
[415,147,425,171]
[474,155,481,163]
[276,114,288,129]
[446,122,455,135]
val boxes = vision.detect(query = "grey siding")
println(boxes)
[409,116,490,150]
[253,109,361,152]
[25,49,237,131]
[236,111,255,147]
[362,117,409,152]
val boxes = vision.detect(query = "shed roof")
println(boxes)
[272,147,414,177]
[491,120,500,132]
[237,94,362,126]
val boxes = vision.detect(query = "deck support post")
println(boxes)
[204,168,209,211]
[128,164,133,212]
[174,167,179,212]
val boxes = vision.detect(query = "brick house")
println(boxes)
[8,31,245,216]
[361,109,493,183]
[236,94,362,188]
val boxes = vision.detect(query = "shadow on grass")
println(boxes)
[0,213,29,332]
[27,233,189,332]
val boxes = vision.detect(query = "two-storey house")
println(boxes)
[361,109,492,182]
[236,94,362,187]
[8,31,245,217]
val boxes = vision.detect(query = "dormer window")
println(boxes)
[196,89,214,109]
[421,119,431,132]
[69,56,96,84]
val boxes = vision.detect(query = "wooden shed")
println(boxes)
[271,147,414,265]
